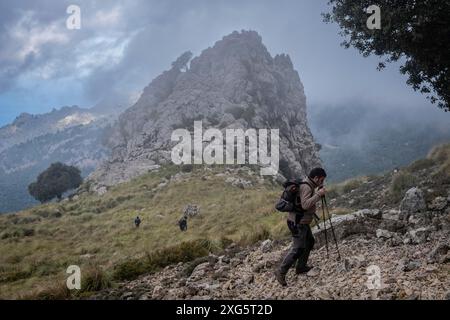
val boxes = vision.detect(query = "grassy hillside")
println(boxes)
[0,165,288,298]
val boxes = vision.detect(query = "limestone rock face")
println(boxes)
[89,31,321,190]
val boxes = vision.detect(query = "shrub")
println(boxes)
[22,228,35,237]
[112,239,212,281]
[390,172,418,202]
[218,236,234,249]
[180,256,211,278]
[407,158,436,172]
[111,258,147,281]
[326,187,340,199]
[341,178,363,194]
[428,144,450,163]
[28,162,83,203]
[0,269,33,283]
[181,164,194,173]
[238,225,271,246]
[80,266,111,293]
[21,282,71,300]
[0,227,35,240]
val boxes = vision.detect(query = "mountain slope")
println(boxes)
[0,143,448,299]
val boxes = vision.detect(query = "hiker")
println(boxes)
[274,167,327,287]
[178,216,188,232]
[134,216,141,228]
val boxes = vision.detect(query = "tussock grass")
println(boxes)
[112,239,213,281]
[390,171,418,202]
[326,176,370,198]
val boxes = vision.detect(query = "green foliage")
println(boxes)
[323,0,450,111]
[28,163,83,203]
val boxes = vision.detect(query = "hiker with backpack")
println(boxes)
[274,168,327,287]
[178,215,188,232]
[134,216,141,228]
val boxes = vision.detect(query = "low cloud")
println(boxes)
[0,0,443,120]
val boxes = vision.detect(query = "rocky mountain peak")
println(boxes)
[12,113,35,127]
[91,30,321,190]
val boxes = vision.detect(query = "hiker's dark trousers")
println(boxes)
[279,221,315,275]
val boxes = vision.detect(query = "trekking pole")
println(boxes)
[323,196,341,260]
[321,197,329,258]
[313,213,321,230]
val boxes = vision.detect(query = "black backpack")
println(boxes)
[275,179,312,218]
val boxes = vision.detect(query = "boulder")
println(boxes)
[398,259,421,272]
[312,209,383,248]
[407,227,431,244]
[342,255,367,271]
[188,262,211,282]
[183,204,200,218]
[376,229,396,239]
[430,197,448,211]
[400,187,427,217]
[260,239,273,253]
[225,177,253,189]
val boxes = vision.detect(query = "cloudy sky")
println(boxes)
[0,0,444,127]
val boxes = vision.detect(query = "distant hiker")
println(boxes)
[135,216,141,228]
[178,216,188,232]
[274,168,327,287]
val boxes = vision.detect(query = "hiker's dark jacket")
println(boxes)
[287,177,321,225]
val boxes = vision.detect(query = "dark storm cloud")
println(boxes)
[0,0,442,116]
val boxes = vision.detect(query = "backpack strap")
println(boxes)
[298,181,315,196]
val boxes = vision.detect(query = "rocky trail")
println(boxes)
[93,190,450,300]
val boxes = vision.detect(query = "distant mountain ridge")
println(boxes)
[0,104,125,213]
[309,103,450,182]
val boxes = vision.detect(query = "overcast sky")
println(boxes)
[0,0,445,127]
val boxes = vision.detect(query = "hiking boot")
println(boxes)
[274,270,287,287]
[295,265,313,275]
